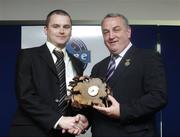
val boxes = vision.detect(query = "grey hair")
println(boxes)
[101,13,129,27]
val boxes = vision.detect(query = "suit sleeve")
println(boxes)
[15,50,60,130]
[120,51,168,123]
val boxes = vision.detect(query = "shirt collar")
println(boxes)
[46,41,66,57]
[118,42,132,58]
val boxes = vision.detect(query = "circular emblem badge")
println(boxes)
[66,38,90,69]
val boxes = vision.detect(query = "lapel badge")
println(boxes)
[124,59,131,66]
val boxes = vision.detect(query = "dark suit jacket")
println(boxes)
[9,44,85,137]
[90,46,168,137]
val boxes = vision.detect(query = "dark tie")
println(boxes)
[106,55,118,82]
[53,50,67,114]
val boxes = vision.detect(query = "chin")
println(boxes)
[57,41,66,45]
[110,48,118,53]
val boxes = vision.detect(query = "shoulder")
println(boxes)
[20,45,45,54]
[94,56,109,68]
[133,47,164,70]
[18,45,45,57]
[133,47,161,59]
[16,45,46,64]
[92,56,109,73]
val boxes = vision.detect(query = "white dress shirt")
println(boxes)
[46,41,77,94]
[46,41,77,128]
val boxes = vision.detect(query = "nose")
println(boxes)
[109,31,115,39]
[59,27,65,34]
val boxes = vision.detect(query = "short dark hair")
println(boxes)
[101,13,129,27]
[45,9,72,26]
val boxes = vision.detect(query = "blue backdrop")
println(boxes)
[131,25,157,49]
[0,25,21,136]
[159,26,180,137]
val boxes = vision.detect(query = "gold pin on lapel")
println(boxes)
[125,59,131,66]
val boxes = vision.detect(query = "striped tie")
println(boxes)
[106,55,118,82]
[53,50,67,114]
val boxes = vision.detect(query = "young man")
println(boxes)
[9,9,88,137]
[90,13,168,137]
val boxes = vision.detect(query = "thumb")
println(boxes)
[75,114,80,122]
[108,95,116,103]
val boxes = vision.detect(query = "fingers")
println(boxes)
[75,114,80,122]
[75,122,84,130]
[93,95,118,112]
[61,115,88,135]
[93,105,109,115]
[67,128,81,136]
[66,122,84,136]
[79,75,89,81]
[93,95,120,118]
[77,114,89,129]
[75,114,87,130]
[59,116,78,130]
[92,95,114,110]
[107,95,116,102]
[76,114,85,122]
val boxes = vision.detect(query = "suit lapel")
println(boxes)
[38,44,57,76]
[91,56,110,81]
[109,46,136,86]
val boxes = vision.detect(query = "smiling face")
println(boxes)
[101,16,131,55]
[44,14,72,49]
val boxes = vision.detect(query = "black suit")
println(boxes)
[9,44,85,137]
[90,46,167,137]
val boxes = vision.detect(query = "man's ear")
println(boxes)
[127,26,131,39]
[44,26,47,36]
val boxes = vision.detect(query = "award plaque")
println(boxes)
[67,76,111,108]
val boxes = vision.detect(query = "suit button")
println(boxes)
[55,99,59,103]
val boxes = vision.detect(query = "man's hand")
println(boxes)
[59,116,82,135]
[93,95,120,119]
[76,114,89,131]
[60,114,89,135]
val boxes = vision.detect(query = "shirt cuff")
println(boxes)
[54,116,63,129]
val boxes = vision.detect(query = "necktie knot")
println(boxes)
[112,54,119,61]
[53,50,64,60]
[109,54,119,67]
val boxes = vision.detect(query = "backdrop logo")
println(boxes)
[66,38,90,66]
